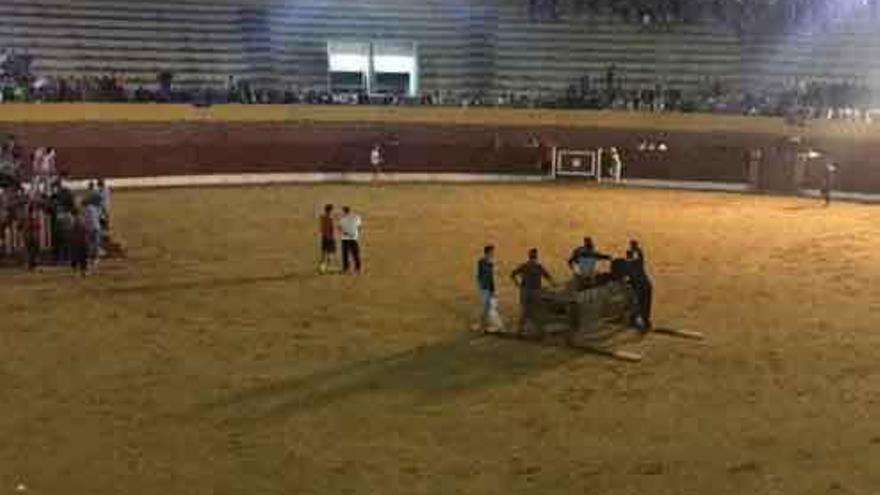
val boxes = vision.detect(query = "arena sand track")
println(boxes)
[2,184,880,495]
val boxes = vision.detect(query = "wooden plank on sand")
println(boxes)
[652,327,705,340]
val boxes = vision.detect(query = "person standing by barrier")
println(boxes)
[626,240,653,331]
[24,199,41,271]
[32,147,56,194]
[823,162,838,206]
[609,147,624,182]
[96,178,110,227]
[86,180,97,202]
[53,205,73,264]
[370,143,383,180]
[69,207,89,276]
[2,136,21,166]
[83,196,102,269]
[318,204,337,274]
[339,206,362,274]
[31,148,45,189]
[53,176,75,213]
[50,177,74,263]
[511,248,555,338]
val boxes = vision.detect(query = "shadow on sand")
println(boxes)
[183,333,588,424]
[102,271,314,295]
[781,204,827,212]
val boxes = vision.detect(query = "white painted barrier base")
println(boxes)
[613,180,880,203]
[622,179,750,193]
[799,188,880,204]
[71,172,550,190]
[64,172,880,204]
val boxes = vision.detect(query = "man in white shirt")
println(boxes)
[338,206,362,273]
[370,144,383,179]
[609,147,624,182]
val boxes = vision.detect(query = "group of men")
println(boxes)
[0,136,111,275]
[317,204,363,274]
[476,237,654,337]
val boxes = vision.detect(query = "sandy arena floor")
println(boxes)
[2,183,880,495]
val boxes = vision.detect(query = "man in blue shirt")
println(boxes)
[568,237,612,282]
[83,196,102,268]
[476,245,503,332]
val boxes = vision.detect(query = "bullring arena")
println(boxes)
[2,103,880,494]
[3,0,880,491]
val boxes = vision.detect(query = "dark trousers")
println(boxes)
[519,289,542,335]
[341,239,361,272]
[25,236,38,270]
[631,278,653,329]
[71,246,88,273]
[53,225,70,263]
[54,234,70,263]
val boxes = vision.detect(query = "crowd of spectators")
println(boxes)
[530,0,880,33]
[1,46,876,122]
[3,71,876,122]
[555,70,877,121]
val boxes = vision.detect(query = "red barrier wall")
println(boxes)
[0,122,767,182]
[2,114,880,193]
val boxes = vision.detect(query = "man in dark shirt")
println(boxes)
[318,204,336,274]
[0,137,22,186]
[24,199,41,271]
[626,239,653,331]
[823,162,837,206]
[511,248,555,337]
[1,136,21,164]
[70,207,89,276]
[476,245,502,332]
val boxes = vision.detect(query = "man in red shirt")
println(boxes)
[318,204,336,274]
